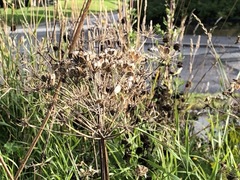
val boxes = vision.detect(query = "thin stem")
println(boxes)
[99,138,109,180]
[68,0,92,55]
[0,155,14,180]
[14,79,62,179]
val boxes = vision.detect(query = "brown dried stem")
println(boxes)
[0,155,14,180]
[99,138,109,180]
[14,80,62,180]
[68,0,92,55]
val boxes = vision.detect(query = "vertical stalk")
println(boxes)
[98,105,109,180]
[168,0,175,46]
[3,0,7,33]
[136,0,143,49]
[14,80,62,180]
[99,138,109,180]
[0,155,14,180]
[68,0,92,55]
[141,0,147,33]
[11,3,14,31]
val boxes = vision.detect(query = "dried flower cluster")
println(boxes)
[49,48,149,138]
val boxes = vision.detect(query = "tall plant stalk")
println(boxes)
[68,0,92,55]
[0,155,13,180]
[14,80,62,179]
[99,138,109,180]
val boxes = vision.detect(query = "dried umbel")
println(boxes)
[223,78,240,95]
[148,36,184,123]
[135,165,148,178]
[52,48,149,138]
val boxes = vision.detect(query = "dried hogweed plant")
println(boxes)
[11,0,188,178]
[54,48,149,179]
[148,0,186,124]
[29,8,151,177]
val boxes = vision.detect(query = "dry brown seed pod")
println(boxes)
[158,45,170,56]
[41,75,48,82]
[68,68,77,78]
[121,17,127,24]
[126,71,134,77]
[177,61,183,68]
[53,46,59,51]
[232,79,240,90]
[163,33,169,44]
[185,81,192,88]
[129,51,143,63]
[58,67,67,76]
[135,165,148,177]
[73,55,86,64]
[174,42,180,51]
[104,65,112,73]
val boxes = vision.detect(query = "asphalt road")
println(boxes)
[5,21,240,93]
[181,35,240,93]
[145,35,240,93]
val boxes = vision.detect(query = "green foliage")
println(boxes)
[144,0,240,27]
[154,23,164,36]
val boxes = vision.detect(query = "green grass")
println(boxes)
[183,93,240,112]
[0,0,118,25]
[63,0,118,11]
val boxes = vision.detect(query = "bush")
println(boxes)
[138,0,240,26]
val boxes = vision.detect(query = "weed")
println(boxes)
[0,0,239,179]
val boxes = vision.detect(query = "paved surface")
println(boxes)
[145,35,240,93]
[180,35,240,93]
[181,53,240,93]
[4,19,240,93]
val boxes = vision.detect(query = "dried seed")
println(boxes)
[114,84,121,94]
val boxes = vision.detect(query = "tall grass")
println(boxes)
[0,0,239,179]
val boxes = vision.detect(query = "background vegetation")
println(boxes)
[0,0,118,25]
[145,0,240,23]
[1,0,240,31]
[136,0,240,34]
